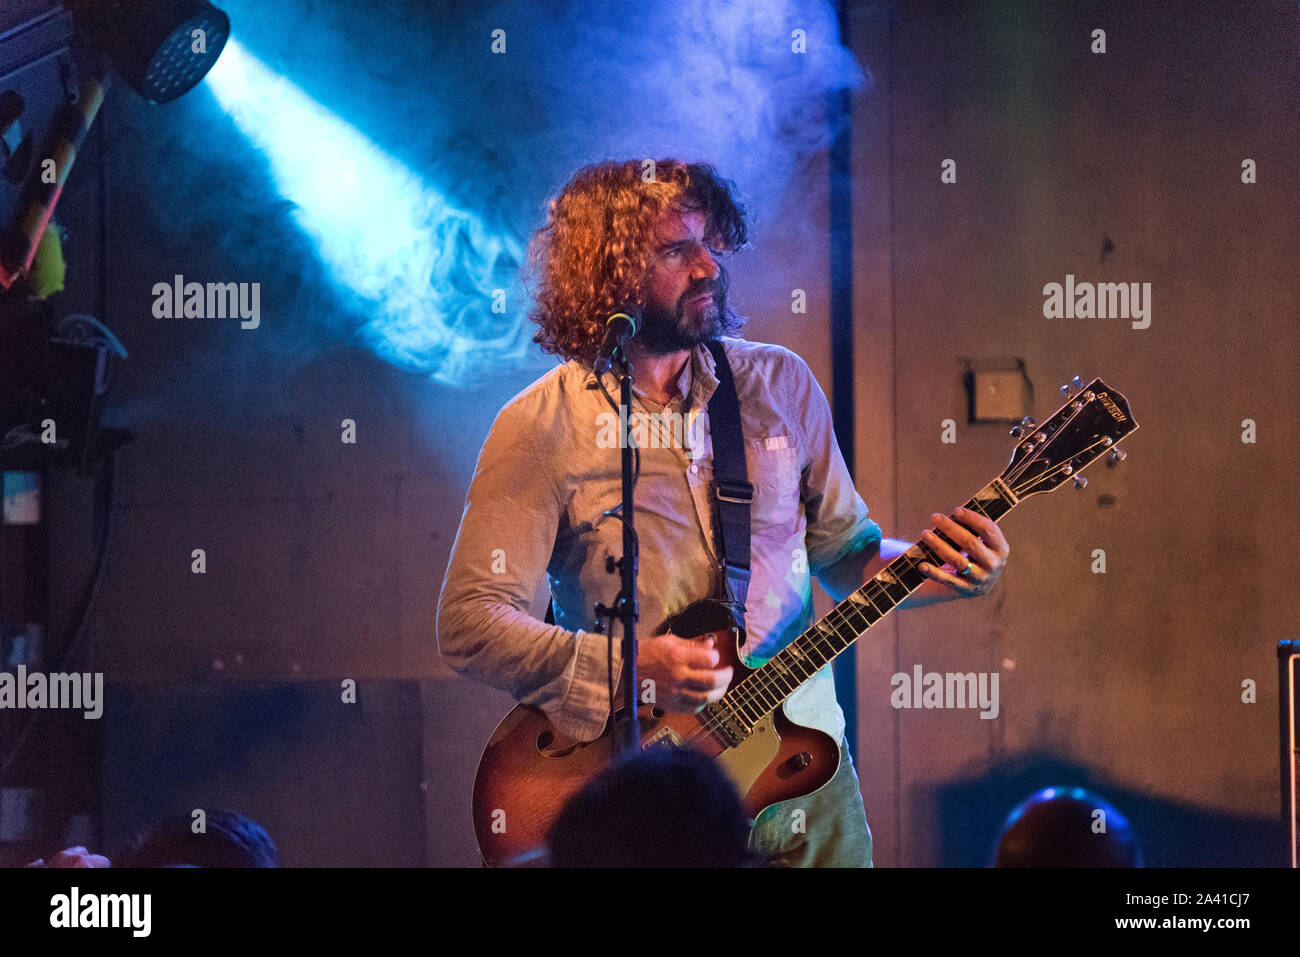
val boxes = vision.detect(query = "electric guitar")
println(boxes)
[472,375,1138,865]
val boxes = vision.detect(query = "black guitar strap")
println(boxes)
[703,339,753,622]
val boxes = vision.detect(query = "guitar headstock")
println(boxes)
[1000,376,1138,499]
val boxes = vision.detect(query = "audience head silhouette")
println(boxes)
[547,745,753,867]
[994,786,1142,867]
[120,809,278,868]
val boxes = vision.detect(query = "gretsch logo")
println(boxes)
[1097,391,1127,423]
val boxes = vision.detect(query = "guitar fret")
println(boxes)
[768,656,795,692]
[727,478,1021,727]
[914,540,944,566]
[789,642,816,682]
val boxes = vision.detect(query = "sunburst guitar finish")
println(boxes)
[472,598,838,866]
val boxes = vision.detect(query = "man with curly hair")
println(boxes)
[438,159,1009,866]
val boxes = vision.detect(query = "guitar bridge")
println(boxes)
[643,725,685,749]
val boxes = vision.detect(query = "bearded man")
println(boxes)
[437,159,1009,866]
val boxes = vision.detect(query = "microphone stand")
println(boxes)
[594,351,641,754]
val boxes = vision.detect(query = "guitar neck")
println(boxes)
[723,477,1019,728]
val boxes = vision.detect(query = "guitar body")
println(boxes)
[472,598,840,866]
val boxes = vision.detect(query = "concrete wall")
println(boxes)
[847,0,1297,866]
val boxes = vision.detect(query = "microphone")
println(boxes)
[592,307,640,375]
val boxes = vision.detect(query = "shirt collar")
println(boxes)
[582,340,722,411]
[689,339,720,411]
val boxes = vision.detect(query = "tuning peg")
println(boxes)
[1059,383,1073,398]
[1072,474,1088,489]
[1009,415,1036,439]
[1060,376,1084,398]
[1073,375,1083,391]
[1108,448,1127,465]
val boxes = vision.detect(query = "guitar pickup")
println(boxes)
[701,702,748,747]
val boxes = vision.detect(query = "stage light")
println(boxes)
[204,39,527,384]
[70,0,230,103]
[1,2,229,287]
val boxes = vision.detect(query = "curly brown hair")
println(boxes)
[525,159,750,365]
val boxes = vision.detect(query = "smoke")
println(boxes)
[102,0,868,423]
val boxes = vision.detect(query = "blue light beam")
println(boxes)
[205,39,528,385]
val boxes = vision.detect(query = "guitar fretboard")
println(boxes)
[719,478,1018,730]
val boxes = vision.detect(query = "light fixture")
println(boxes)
[69,0,230,103]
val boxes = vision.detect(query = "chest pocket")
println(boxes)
[750,437,801,529]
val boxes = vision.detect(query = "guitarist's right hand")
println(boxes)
[637,634,733,713]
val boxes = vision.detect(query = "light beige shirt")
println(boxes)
[437,337,882,743]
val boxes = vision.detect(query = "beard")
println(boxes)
[635,271,733,355]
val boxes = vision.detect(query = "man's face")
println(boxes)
[637,207,729,355]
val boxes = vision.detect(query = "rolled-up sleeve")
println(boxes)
[436,399,615,743]
[788,355,883,577]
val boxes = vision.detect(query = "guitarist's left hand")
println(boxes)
[916,507,1009,599]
